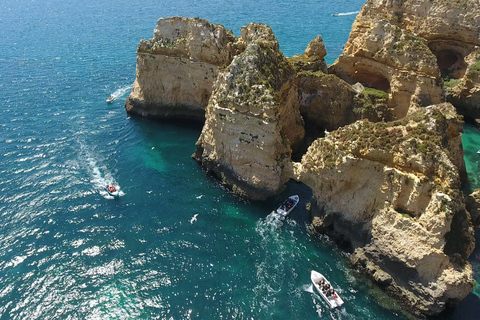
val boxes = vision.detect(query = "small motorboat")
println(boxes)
[106,95,115,103]
[275,195,299,218]
[332,13,340,16]
[311,270,344,309]
[105,185,119,197]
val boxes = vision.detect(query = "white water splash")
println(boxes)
[78,144,124,199]
[332,11,359,16]
[260,211,285,229]
[302,284,314,294]
[107,85,132,102]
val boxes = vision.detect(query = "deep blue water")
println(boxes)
[1,0,479,319]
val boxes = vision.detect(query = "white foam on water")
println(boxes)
[302,283,314,294]
[108,85,132,101]
[78,144,124,199]
[333,11,360,16]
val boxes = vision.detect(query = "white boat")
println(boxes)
[275,195,299,218]
[106,95,115,103]
[105,185,119,197]
[311,270,344,309]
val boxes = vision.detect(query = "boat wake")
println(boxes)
[263,211,285,228]
[332,11,360,16]
[302,284,314,294]
[79,145,124,199]
[107,85,132,102]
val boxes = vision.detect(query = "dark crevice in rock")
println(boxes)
[428,43,469,80]
[352,70,391,93]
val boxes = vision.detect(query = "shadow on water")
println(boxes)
[269,179,314,224]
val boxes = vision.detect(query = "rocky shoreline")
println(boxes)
[125,0,480,316]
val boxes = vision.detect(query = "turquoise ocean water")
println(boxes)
[1,0,479,318]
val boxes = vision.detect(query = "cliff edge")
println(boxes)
[125,17,239,120]
[294,103,474,315]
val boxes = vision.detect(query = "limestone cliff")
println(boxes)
[125,17,239,120]
[332,0,480,120]
[193,23,304,200]
[126,12,477,316]
[447,48,480,120]
[294,103,474,315]
[330,14,443,118]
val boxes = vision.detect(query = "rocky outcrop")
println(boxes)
[466,189,480,228]
[446,49,480,120]
[290,36,393,155]
[125,17,239,120]
[295,72,392,139]
[193,23,304,200]
[330,16,443,118]
[331,0,480,120]
[294,103,474,315]
[288,36,328,74]
[127,11,477,316]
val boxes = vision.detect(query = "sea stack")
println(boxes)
[126,1,480,315]
[193,23,304,200]
[294,103,474,315]
[125,17,239,120]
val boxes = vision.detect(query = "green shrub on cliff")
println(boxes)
[364,87,389,100]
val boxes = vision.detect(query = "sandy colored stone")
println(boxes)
[125,17,239,120]
[194,24,304,200]
[294,103,474,315]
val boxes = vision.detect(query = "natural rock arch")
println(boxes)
[428,42,469,79]
[351,69,391,93]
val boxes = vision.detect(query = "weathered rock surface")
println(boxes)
[126,9,478,316]
[125,17,239,120]
[193,23,304,200]
[295,71,392,137]
[331,0,480,120]
[288,36,328,75]
[466,189,480,228]
[294,103,474,315]
[446,49,480,120]
[330,16,443,118]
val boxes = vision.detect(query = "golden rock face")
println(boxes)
[294,103,474,315]
[331,0,480,119]
[126,6,479,315]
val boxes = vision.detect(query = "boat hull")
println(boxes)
[104,187,119,197]
[275,195,299,218]
[311,270,344,309]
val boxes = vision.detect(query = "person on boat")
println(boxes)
[107,185,116,192]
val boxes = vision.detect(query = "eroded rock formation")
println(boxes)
[126,7,478,316]
[125,17,240,120]
[193,24,304,200]
[331,0,480,120]
[294,103,474,315]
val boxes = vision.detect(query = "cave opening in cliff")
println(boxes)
[430,47,467,79]
[352,71,391,93]
[291,118,326,162]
